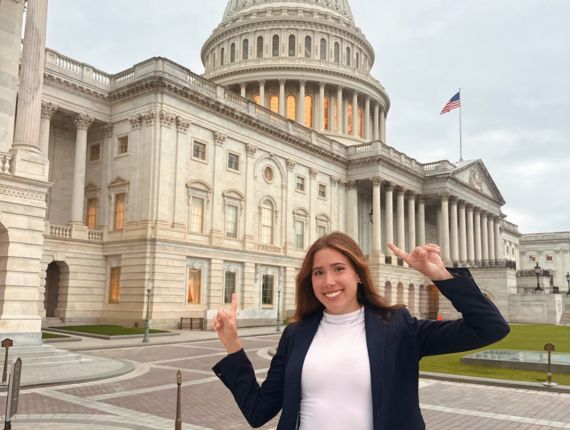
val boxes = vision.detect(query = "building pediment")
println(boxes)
[451,160,505,204]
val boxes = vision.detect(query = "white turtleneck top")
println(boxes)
[299,307,373,430]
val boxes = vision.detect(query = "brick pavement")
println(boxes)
[1,333,569,429]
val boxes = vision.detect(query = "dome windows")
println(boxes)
[320,38,327,60]
[230,43,236,63]
[305,36,312,58]
[334,42,340,63]
[272,35,280,57]
[288,35,296,57]
[346,47,351,66]
[243,39,249,60]
[257,36,264,58]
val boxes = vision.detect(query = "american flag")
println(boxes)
[440,91,461,114]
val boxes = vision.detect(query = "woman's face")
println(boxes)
[311,246,360,315]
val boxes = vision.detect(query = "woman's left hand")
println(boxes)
[387,243,453,281]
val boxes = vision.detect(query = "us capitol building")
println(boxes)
[1,0,569,346]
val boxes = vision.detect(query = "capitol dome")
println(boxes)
[201,0,389,144]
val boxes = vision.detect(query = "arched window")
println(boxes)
[287,94,297,120]
[347,103,353,134]
[220,47,225,66]
[320,38,327,60]
[356,52,360,68]
[358,107,364,138]
[212,53,216,68]
[304,95,313,128]
[257,36,264,58]
[272,35,280,57]
[269,95,279,113]
[230,43,236,63]
[346,47,351,66]
[324,96,330,130]
[242,39,249,60]
[288,34,296,57]
[334,42,340,63]
[304,36,312,58]
[260,199,274,244]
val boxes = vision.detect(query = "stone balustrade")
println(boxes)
[0,152,13,174]
[45,223,102,242]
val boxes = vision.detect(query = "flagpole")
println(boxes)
[458,88,463,162]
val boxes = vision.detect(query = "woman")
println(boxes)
[211,232,509,429]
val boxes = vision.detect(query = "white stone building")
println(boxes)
[2,0,569,346]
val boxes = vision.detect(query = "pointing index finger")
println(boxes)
[387,242,407,260]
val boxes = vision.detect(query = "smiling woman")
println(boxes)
[211,232,510,430]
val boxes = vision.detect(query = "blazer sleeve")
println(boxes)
[405,267,510,358]
[212,325,291,428]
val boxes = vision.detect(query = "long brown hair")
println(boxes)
[291,231,404,322]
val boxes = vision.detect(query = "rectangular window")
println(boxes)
[296,176,305,192]
[114,193,125,230]
[295,220,305,249]
[109,267,121,304]
[318,225,327,237]
[546,255,553,262]
[529,255,536,262]
[261,206,273,244]
[190,197,205,233]
[87,198,97,230]
[226,204,238,238]
[318,184,327,198]
[187,268,201,304]
[227,153,240,171]
[89,144,101,162]
[193,141,206,160]
[262,274,274,306]
[117,136,129,155]
[224,271,236,304]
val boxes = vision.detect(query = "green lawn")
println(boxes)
[420,324,570,386]
[56,325,168,336]
[42,331,69,339]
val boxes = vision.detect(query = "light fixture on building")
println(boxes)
[534,262,543,292]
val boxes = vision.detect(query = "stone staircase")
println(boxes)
[42,317,65,328]
[0,344,88,369]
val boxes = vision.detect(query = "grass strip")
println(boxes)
[56,325,168,336]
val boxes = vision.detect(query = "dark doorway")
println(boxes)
[45,262,61,317]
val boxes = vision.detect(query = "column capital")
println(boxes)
[176,116,191,133]
[319,82,325,89]
[259,80,266,85]
[417,196,426,204]
[396,186,407,196]
[240,82,246,87]
[103,124,114,139]
[214,131,226,146]
[286,158,296,171]
[41,101,58,120]
[406,190,417,198]
[346,180,358,189]
[439,192,450,201]
[74,113,94,130]
[299,80,306,86]
[279,79,286,85]
[246,143,258,157]
[384,183,394,192]
[371,176,383,186]
[309,167,319,178]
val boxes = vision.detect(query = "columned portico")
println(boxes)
[70,114,94,224]
[494,217,503,259]
[488,215,496,261]
[39,102,57,159]
[440,194,450,262]
[346,181,358,240]
[384,185,394,255]
[407,193,416,251]
[417,198,426,246]
[279,80,285,116]
[474,208,482,261]
[450,198,459,262]
[458,201,467,262]
[466,205,475,261]
[481,212,489,261]
[373,103,380,141]
[298,81,305,123]
[371,177,382,254]
[397,188,406,251]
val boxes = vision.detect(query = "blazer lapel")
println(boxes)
[365,306,387,425]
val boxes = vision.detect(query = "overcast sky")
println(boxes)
[46,0,570,234]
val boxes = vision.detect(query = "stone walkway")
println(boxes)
[1,332,569,429]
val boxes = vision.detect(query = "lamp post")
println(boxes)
[566,272,570,296]
[534,262,543,292]
[143,283,152,343]
[276,287,282,332]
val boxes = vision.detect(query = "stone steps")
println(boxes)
[42,317,65,327]
[559,313,570,326]
[0,344,87,368]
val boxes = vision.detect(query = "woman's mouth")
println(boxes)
[324,290,342,298]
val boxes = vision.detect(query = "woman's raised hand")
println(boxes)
[387,243,453,281]
[212,293,242,354]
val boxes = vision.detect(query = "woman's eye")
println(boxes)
[313,271,322,276]
[335,266,344,272]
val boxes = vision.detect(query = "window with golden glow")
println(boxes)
[324,96,330,130]
[114,193,125,231]
[304,95,313,128]
[269,95,279,113]
[334,100,338,131]
[286,95,296,120]
[348,104,353,134]
[260,200,274,244]
[87,198,97,230]
[358,107,364,138]
[187,268,201,304]
[108,266,120,304]
[253,95,260,105]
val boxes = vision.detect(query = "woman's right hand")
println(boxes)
[212,292,242,354]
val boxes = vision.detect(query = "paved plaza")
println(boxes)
[1,332,570,429]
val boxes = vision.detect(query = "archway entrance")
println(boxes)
[45,261,62,318]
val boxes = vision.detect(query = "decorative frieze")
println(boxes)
[40,101,58,120]
[73,113,94,130]
[0,183,46,201]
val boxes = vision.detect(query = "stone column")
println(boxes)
[259,80,266,107]
[481,212,489,261]
[352,92,359,137]
[488,216,496,261]
[417,198,426,246]
[380,106,386,144]
[396,188,406,251]
[385,185,394,254]
[279,79,286,116]
[408,193,416,251]
[337,86,343,133]
[440,194,450,262]
[298,80,306,124]
[0,0,25,153]
[364,97,371,141]
[494,217,503,259]
[458,201,467,262]
[449,198,459,262]
[466,205,475,262]
[474,208,482,261]
[100,124,114,227]
[346,181,358,241]
[70,114,94,224]
[244,145,260,249]
[39,102,58,158]
[319,82,325,131]
[240,82,246,98]
[373,103,380,141]
[372,177,382,254]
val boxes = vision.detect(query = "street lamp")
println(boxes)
[566,272,570,296]
[143,282,152,343]
[534,262,543,292]
[276,287,282,332]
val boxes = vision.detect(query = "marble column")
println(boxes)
[336,86,343,133]
[346,181,358,240]
[407,193,416,251]
[319,82,325,131]
[70,114,94,224]
[259,80,266,107]
[458,201,467,262]
[474,208,482,261]
[352,92,359,138]
[240,82,246,98]
[481,212,489,261]
[372,177,382,253]
[466,205,475,262]
[397,188,406,251]
[495,217,503,259]
[364,97,371,141]
[384,185,394,254]
[39,102,57,159]
[488,215,495,261]
[279,80,286,116]
[450,198,459,262]
[12,0,49,154]
[440,194,450,262]
[418,198,426,246]
[380,106,386,143]
[100,124,114,227]
[373,103,380,141]
[298,80,306,124]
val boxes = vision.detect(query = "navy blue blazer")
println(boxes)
[213,268,510,429]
